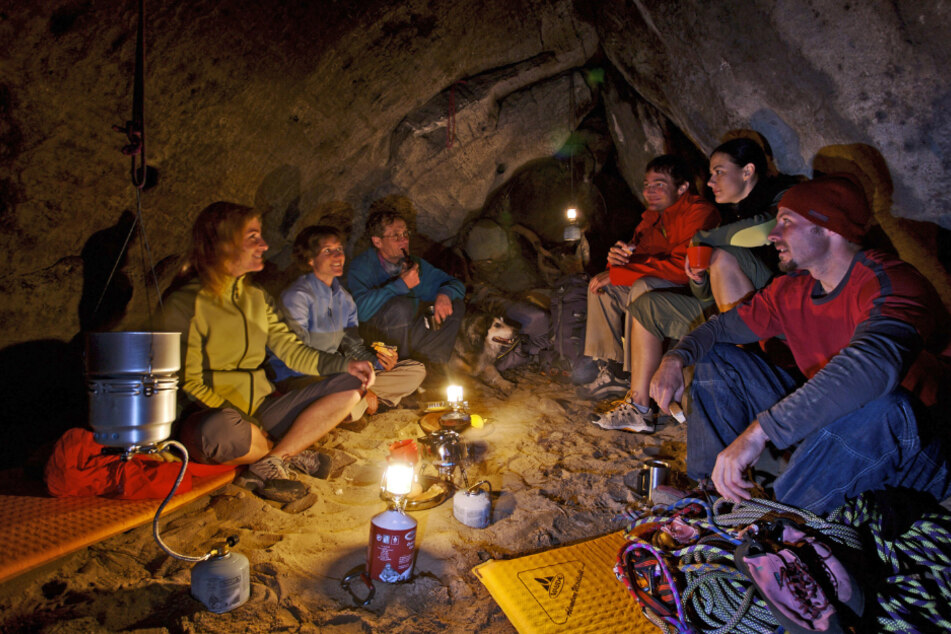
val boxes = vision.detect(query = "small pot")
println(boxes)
[85,331,180,376]
[420,430,466,478]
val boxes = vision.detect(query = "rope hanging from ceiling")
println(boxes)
[99,0,163,327]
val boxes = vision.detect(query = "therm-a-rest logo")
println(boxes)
[534,573,565,598]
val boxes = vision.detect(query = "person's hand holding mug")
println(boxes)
[685,245,713,283]
[606,240,635,267]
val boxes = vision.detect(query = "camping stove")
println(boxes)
[85,331,249,613]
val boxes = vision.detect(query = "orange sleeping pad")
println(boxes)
[0,467,235,585]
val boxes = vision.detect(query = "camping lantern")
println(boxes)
[367,461,419,583]
[564,206,581,242]
[381,461,415,499]
[440,384,471,427]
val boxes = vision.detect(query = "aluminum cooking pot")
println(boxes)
[88,376,178,447]
[85,331,181,448]
[85,331,180,376]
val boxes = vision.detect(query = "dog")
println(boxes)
[450,312,519,393]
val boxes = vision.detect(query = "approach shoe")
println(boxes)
[286,449,334,479]
[735,520,864,633]
[240,455,308,504]
[582,365,629,400]
[592,399,655,433]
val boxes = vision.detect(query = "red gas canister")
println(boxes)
[367,508,417,583]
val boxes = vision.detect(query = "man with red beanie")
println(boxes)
[650,175,951,513]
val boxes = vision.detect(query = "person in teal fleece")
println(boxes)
[348,208,466,366]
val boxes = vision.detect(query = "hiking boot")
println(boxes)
[238,455,308,504]
[581,365,629,400]
[285,450,334,479]
[592,399,655,433]
[248,454,292,481]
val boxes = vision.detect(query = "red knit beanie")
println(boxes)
[778,175,871,244]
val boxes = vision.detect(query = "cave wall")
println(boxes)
[1,0,949,354]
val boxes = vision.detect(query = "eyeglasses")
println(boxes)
[382,231,411,241]
[642,182,671,193]
[319,247,345,256]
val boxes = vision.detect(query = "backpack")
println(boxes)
[543,274,591,379]
[494,300,551,372]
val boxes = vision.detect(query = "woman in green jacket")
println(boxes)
[163,202,374,496]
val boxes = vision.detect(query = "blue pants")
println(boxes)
[688,344,950,514]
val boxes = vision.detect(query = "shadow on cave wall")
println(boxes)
[0,212,138,473]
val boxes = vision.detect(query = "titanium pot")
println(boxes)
[85,332,180,448]
[85,331,181,376]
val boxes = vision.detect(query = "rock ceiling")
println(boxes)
[1,0,950,348]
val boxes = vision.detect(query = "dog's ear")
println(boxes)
[468,313,490,348]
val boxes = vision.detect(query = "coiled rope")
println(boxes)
[830,495,951,632]
[618,495,873,633]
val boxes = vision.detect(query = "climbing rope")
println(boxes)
[677,544,773,634]
[830,495,951,632]
[113,0,147,188]
[97,0,165,327]
[712,497,863,550]
[620,492,951,633]
[619,497,780,633]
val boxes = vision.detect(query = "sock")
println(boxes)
[629,400,650,415]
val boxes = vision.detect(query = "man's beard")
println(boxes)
[777,257,799,273]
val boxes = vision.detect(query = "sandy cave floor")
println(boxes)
[0,368,685,633]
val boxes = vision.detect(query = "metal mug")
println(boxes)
[637,459,670,502]
[423,305,441,331]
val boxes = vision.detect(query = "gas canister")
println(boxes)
[191,551,250,613]
[367,508,417,582]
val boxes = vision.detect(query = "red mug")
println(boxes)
[687,245,713,270]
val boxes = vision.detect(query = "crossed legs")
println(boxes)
[180,374,363,465]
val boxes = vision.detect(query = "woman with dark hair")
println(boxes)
[689,137,800,310]
[625,138,800,432]
[162,202,373,500]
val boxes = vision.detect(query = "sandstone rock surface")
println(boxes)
[1,0,948,347]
